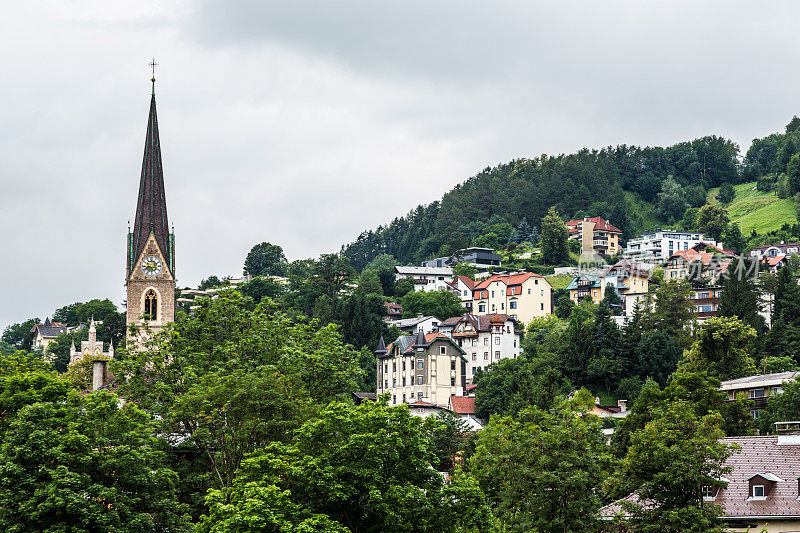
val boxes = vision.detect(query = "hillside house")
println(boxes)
[422,247,502,271]
[31,318,69,350]
[375,332,468,408]
[604,261,654,315]
[566,274,605,303]
[394,266,453,292]
[720,371,800,420]
[385,314,441,335]
[749,242,800,261]
[447,276,476,312]
[664,246,735,283]
[565,217,622,257]
[472,272,552,324]
[625,230,717,264]
[437,313,522,381]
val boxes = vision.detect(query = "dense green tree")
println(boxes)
[553,288,576,319]
[244,242,288,277]
[0,391,189,531]
[422,410,471,472]
[685,184,707,208]
[0,371,70,435]
[635,331,681,386]
[678,317,757,380]
[718,181,735,204]
[0,319,38,351]
[198,400,493,533]
[400,290,464,320]
[558,305,596,386]
[695,203,730,241]
[362,253,399,295]
[540,207,570,265]
[614,402,732,533]
[721,222,745,254]
[469,401,612,532]
[237,275,285,304]
[718,257,762,331]
[394,276,415,299]
[333,292,388,349]
[113,292,361,490]
[52,299,125,347]
[587,301,624,393]
[45,327,88,373]
[474,357,570,420]
[769,264,800,361]
[651,280,696,350]
[198,275,225,290]
[656,176,688,222]
[600,283,622,315]
[356,269,382,295]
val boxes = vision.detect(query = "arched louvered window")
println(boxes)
[144,289,158,320]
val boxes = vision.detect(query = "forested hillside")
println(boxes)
[343,119,800,271]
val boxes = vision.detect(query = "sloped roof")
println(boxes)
[438,313,519,333]
[449,396,476,414]
[602,435,800,520]
[565,217,622,234]
[606,260,653,281]
[669,249,733,271]
[385,315,440,328]
[565,274,602,291]
[383,332,466,357]
[408,401,440,408]
[32,320,68,339]
[720,371,800,391]
[395,266,453,276]
[452,275,476,290]
[474,272,545,290]
[768,254,788,267]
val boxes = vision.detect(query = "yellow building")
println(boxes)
[566,274,605,303]
[472,272,552,325]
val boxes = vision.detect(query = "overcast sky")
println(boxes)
[2,1,800,330]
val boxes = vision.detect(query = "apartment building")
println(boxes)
[566,273,606,303]
[394,266,453,292]
[749,242,800,261]
[720,371,800,420]
[625,230,716,264]
[565,217,622,256]
[472,272,552,325]
[375,331,467,408]
[437,313,522,381]
[664,246,734,283]
[691,286,723,320]
[604,261,654,315]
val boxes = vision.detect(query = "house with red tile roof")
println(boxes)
[375,330,468,409]
[448,396,483,431]
[601,433,800,532]
[437,313,522,382]
[565,217,623,257]
[472,272,552,325]
[664,247,735,284]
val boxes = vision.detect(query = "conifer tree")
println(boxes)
[516,217,533,243]
[540,207,569,265]
[769,265,800,361]
[718,257,762,332]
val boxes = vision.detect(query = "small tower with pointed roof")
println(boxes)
[126,71,176,336]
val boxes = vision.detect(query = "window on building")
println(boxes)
[753,485,765,498]
[495,350,500,359]
[495,337,500,345]
[510,301,517,309]
[384,364,388,373]
[540,289,544,296]
[402,361,406,370]
[450,360,456,370]
[402,377,406,386]
[384,380,388,388]
[472,367,476,375]
[528,288,531,294]
[514,340,517,347]
[393,395,396,404]
[472,353,476,361]
[417,376,423,385]
[417,392,423,399]
[417,359,424,369]
[750,389,765,398]
[484,352,488,360]
[144,289,158,320]
[450,377,456,386]
[593,290,598,297]
[472,339,477,346]
[478,304,486,313]
[501,303,504,310]
[392,362,396,372]
[418,408,424,413]
[484,338,488,346]
[541,303,544,310]
[535,279,538,285]
[440,346,446,355]
[393,379,396,387]
[491,291,495,298]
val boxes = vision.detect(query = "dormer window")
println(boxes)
[748,473,781,500]
[753,485,765,498]
[701,486,719,501]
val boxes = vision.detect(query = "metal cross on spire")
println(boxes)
[149,58,158,94]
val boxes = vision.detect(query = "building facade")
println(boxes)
[31,318,69,351]
[720,371,800,420]
[565,217,622,256]
[749,242,800,261]
[447,275,476,312]
[376,332,468,407]
[384,315,441,335]
[625,230,716,264]
[421,247,501,271]
[604,261,653,315]
[394,266,453,292]
[472,272,552,325]
[437,313,522,381]
[126,79,175,336]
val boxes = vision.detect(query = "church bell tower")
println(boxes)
[126,74,175,335]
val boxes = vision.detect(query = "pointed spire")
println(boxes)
[131,80,171,274]
[374,335,387,355]
[44,317,51,327]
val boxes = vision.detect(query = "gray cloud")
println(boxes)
[2,1,800,331]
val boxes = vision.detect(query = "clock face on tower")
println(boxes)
[141,255,163,276]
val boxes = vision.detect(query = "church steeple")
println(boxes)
[128,81,173,276]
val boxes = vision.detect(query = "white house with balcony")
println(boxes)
[624,230,718,264]
[394,266,453,292]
